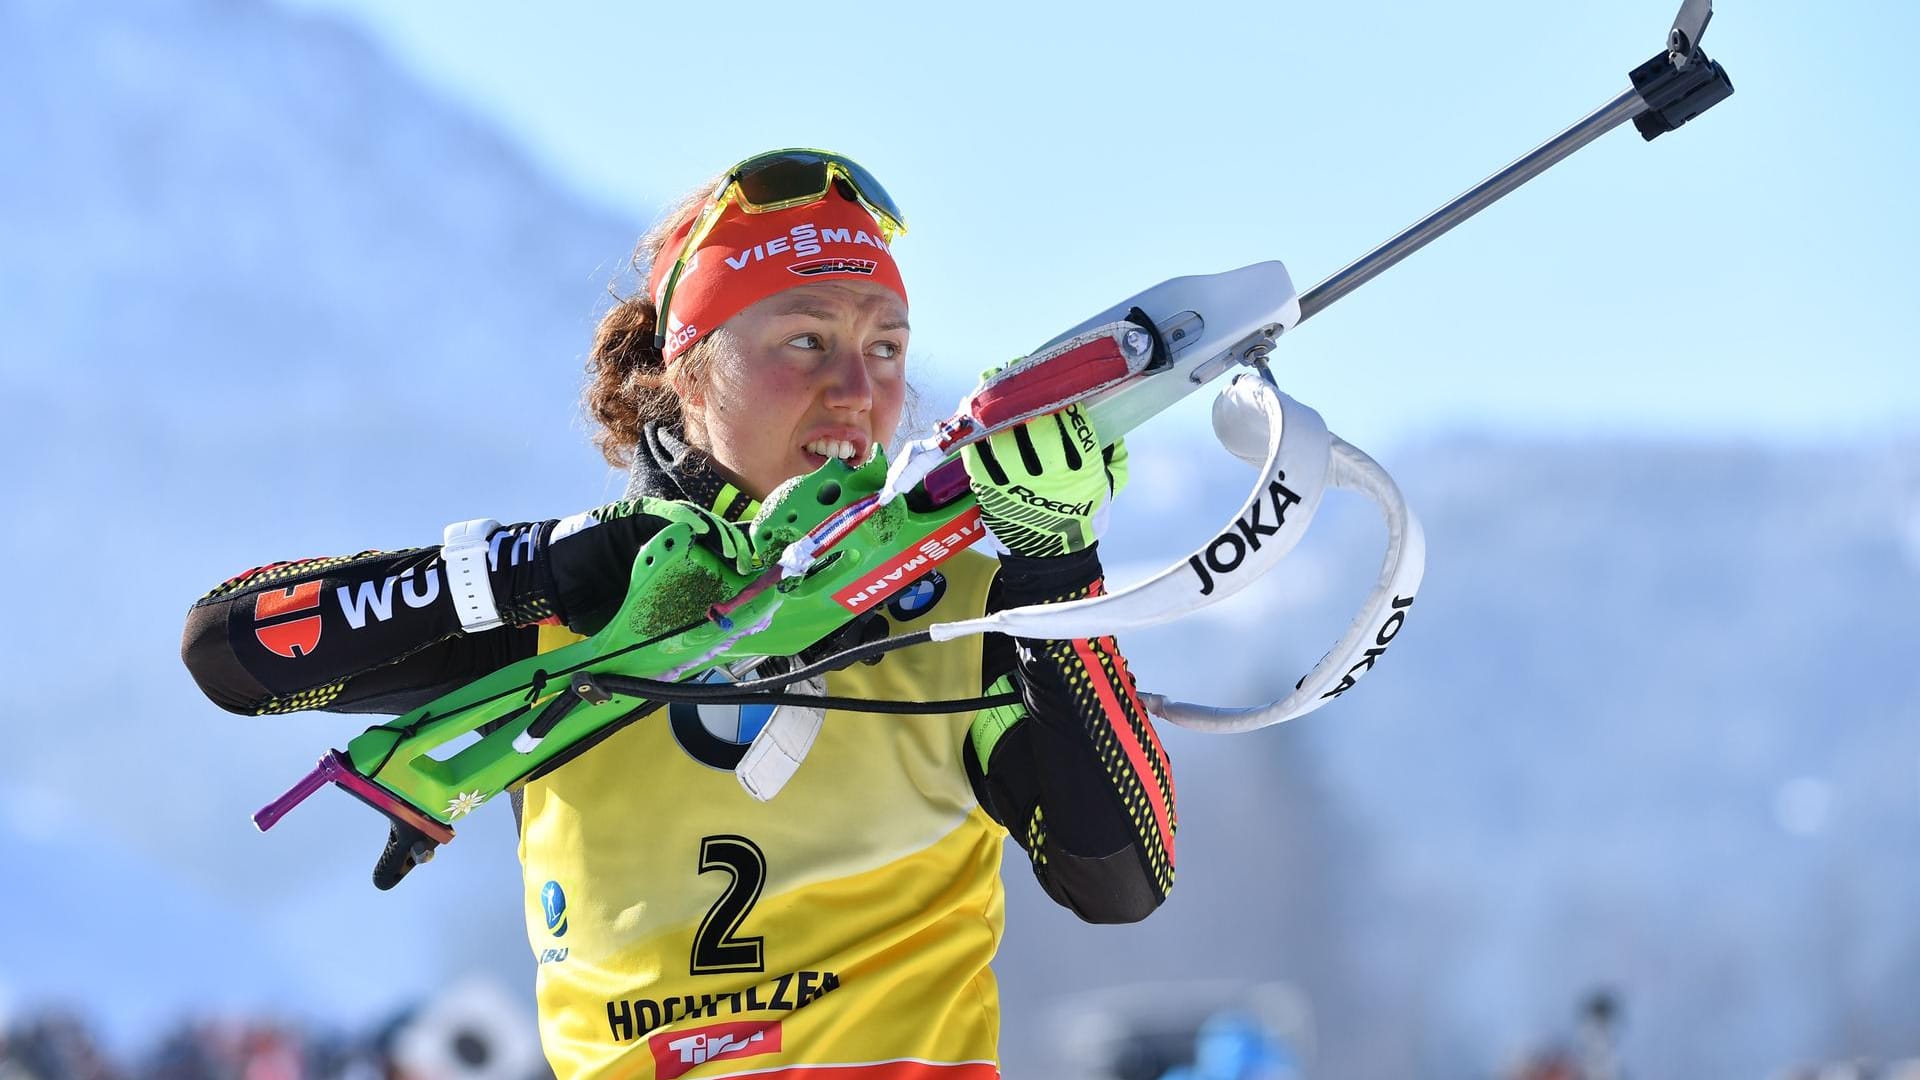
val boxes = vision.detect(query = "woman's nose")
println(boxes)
[822,345,873,412]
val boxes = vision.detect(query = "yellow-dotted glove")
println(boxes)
[962,403,1124,559]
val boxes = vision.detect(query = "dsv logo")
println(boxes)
[789,257,877,278]
[1187,474,1305,596]
[1316,595,1416,700]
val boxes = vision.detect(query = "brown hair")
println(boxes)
[582,181,724,468]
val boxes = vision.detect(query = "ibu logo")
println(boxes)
[541,880,568,937]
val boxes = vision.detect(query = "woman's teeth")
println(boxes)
[805,438,862,462]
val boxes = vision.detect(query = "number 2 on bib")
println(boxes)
[691,834,767,975]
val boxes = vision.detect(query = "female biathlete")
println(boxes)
[182,149,1177,1079]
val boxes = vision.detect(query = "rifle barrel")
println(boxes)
[1296,87,1647,325]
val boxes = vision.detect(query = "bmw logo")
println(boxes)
[887,571,947,621]
[541,880,568,937]
[669,669,775,770]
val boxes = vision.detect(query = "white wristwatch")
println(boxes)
[441,518,505,633]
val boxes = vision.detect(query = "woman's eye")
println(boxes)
[787,333,824,351]
[870,341,901,361]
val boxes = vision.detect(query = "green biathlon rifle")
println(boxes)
[254,4,1732,889]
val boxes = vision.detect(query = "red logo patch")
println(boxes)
[649,1021,781,1079]
[253,581,323,658]
[833,507,985,612]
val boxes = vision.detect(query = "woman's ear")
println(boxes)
[670,364,700,409]
[672,367,710,422]
[677,326,737,412]
[667,340,716,447]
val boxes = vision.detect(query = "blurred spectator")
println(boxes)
[0,980,550,1080]
[0,1012,120,1080]
[1505,1048,1579,1080]
[1505,988,1621,1080]
[139,1019,332,1080]
[387,978,544,1080]
[1575,989,1621,1080]
[1052,979,1314,1080]
[1772,1060,1920,1080]
[1157,1010,1302,1080]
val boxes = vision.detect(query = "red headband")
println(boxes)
[648,189,908,364]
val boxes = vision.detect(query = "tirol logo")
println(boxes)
[651,1021,781,1079]
[886,570,947,621]
[541,880,568,937]
[789,257,877,278]
[834,507,986,612]
[253,581,323,658]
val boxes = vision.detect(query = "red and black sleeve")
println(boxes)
[180,507,677,716]
[965,544,1178,924]
[181,534,542,716]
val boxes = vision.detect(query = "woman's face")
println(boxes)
[679,279,910,501]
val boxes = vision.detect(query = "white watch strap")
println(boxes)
[441,518,505,633]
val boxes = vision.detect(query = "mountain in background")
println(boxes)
[0,0,635,1046]
[4,0,1918,1076]
[1038,436,1920,1076]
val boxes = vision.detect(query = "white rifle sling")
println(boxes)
[1142,436,1427,732]
[927,374,1331,640]
[928,373,1426,731]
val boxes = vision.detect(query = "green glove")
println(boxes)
[615,497,758,575]
[962,403,1124,558]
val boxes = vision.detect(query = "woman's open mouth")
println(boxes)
[802,437,873,467]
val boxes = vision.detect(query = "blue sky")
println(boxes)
[274,0,1916,453]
